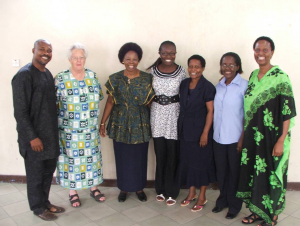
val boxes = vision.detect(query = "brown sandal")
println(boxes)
[69,194,81,208]
[90,189,105,202]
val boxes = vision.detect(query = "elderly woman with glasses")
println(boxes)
[55,42,105,207]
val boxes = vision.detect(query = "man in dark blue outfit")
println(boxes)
[12,39,65,221]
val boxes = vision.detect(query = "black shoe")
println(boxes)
[118,192,127,202]
[212,206,223,213]
[226,212,238,219]
[136,191,147,202]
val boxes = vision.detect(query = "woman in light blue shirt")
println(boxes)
[212,52,248,219]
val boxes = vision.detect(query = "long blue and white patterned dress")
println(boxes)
[55,68,104,190]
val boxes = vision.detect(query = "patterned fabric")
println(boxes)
[105,70,155,144]
[236,66,296,224]
[54,68,104,190]
[150,65,187,139]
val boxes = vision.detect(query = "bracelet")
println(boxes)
[100,123,105,126]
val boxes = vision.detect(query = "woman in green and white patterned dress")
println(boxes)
[55,43,105,207]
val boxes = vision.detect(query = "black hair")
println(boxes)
[147,40,176,70]
[187,55,206,68]
[219,52,243,74]
[118,42,143,63]
[253,36,275,51]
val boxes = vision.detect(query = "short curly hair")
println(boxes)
[187,55,206,68]
[118,42,143,63]
[253,36,275,51]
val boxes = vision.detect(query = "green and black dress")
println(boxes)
[105,70,155,192]
[236,66,296,224]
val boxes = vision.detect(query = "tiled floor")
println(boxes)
[0,183,300,226]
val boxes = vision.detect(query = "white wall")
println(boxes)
[1,0,299,181]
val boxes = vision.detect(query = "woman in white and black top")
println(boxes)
[148,41,187,205]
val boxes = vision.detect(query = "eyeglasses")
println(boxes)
[254,49,270,53]
[160,52,176,57]
[221,64,236,69]
[71,56,86,61]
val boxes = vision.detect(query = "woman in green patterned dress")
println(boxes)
[237,37,296,226]
[100,42,155,202]
[55,43,105,207]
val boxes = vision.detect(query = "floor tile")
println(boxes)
[11,184,27,191]
[286,191,300,205]
[278,212,289,222]
[54,211,92,226]
[94,212,136,226]
[33,222,59,226]
[144,199,181,214]
[80,203,117,221]
[0,184,18,196]
[49,193,65,205]
[283,200,300,215]
[0,218,18,226]
[0,191,27,207]
[11,211,44,226]
[163,203,202,224]
[206,190,220,202]
[122,205,159,222]
[98,187,119,202]
[291,207,300,219]
[139,215,180,226]
[279,215,300,225]
[32,222,59,226]
[49,185,65,194]
[82,223,98,226]
[2,200,30,217]
[106,197,141,212]
[205,211,246,225]
[0,207,9,220]
[184,215,226,226]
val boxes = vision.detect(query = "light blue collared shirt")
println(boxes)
[213,73,248,144]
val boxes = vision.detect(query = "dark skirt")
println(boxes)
[113,140,148,192]
[177,136,216,188]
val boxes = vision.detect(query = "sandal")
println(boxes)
[258,220,277,226]
[191,200,207,212]
[166,197,176,206]
[181,195,198,207]
[242,213,263,224]
[69,194,81,208]
[90,189,105,202]
[156,194,165,202]
[46,204,65,213]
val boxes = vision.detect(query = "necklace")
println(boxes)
[124,70,139,84]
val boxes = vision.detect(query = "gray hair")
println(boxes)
[67,42,88,60]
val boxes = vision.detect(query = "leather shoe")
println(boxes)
[118,192,127,202]
[34,209,58,221]
[212,206,223,213]
[226,212,238,219]
[136,191,147,202]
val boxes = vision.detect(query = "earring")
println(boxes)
[122,62,124,64]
